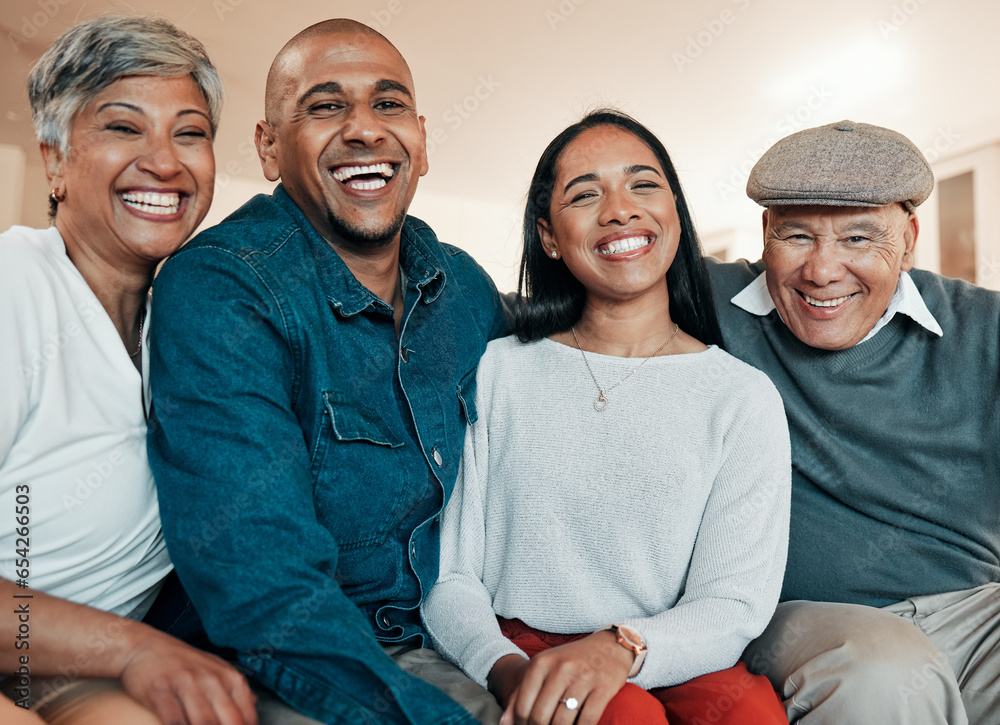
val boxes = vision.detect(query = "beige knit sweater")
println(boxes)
[422,336,791,690]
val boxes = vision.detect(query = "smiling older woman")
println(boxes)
[0,15,258,725]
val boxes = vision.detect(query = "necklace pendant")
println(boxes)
[594,393,608,412]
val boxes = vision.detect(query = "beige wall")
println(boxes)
[0,144,26,232]
[19,155,50,230]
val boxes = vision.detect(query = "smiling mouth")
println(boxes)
[597,235,652,255]
[800,292,857,308]
[331,162,397,190]
[121,191,181,215]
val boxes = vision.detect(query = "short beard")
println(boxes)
[326,207,407,248]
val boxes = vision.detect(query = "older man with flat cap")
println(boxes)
[707,120,1000,724]
[148,18,506,725]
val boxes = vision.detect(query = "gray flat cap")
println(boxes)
[746,120,934,210]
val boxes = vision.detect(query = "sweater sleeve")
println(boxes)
[626,372,792,690]
[421,355,526,687]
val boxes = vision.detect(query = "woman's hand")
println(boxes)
[0,696,45,724]
[491,630,633,725]
[0,579,257,725]
[119,627,257,725]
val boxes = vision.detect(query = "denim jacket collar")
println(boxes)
[272,185,445,318]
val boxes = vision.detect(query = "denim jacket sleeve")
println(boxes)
[147,244,476,725]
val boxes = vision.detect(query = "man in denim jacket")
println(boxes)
[148,19,506,725]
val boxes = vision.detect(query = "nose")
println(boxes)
[136,133,183,180]
[800,240,847,286]
[341,103,387,146]
[598,186,640,226]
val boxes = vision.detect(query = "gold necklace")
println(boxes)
[129,308,146,358]
[571,323,680,412]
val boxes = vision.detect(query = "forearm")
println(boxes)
[0,576,150,678]
[422,577,525,688]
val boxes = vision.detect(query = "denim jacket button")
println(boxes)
[432,448,443,466]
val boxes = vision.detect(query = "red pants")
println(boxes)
[499,618,786,725]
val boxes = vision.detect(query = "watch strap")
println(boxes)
[606,624,647,678]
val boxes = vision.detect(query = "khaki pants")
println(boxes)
[5,645,500,725]
[257,644,502,725]
[743,583,1000,724]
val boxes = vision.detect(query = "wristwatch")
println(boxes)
[609,624,647,677]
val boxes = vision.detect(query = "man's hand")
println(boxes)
[120,628,258,725]
[490,630,632,725]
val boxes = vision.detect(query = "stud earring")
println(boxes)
[550,251,558,259]
[50,188,65,203]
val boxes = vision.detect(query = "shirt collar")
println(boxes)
[731,269,943,343]
[272,185,445,317]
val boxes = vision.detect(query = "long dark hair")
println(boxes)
[514,109,724,348]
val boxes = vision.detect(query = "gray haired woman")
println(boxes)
[0,15,257,725]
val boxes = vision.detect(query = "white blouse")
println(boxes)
[0,225,171,617]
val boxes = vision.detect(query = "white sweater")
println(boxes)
[421,335,791,690]
[0,226,170,617]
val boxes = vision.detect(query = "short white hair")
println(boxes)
[28,14,224,155]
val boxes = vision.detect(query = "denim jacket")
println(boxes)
[147,185,506,724]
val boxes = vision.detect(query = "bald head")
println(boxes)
[264,19,411,126]
[253,18,428,249]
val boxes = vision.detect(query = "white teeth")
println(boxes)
[803,293,854,307]
[598,236,651,255]
[348,178,387,190]
[121,191,180,215]
[331,162,396,182]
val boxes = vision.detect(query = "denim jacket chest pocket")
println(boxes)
[311,391,415,549]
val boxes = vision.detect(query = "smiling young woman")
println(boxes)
[421,110,792,725]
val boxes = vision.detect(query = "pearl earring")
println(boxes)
[550,251,558,258]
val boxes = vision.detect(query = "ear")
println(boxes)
[255,121,281,182]
[416,115,429,177]
[40,143,64,191]
[537,217,557,258]
[900,213,919,271]
[761,209,769,236]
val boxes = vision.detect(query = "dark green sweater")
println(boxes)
[708,258,1000,607]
